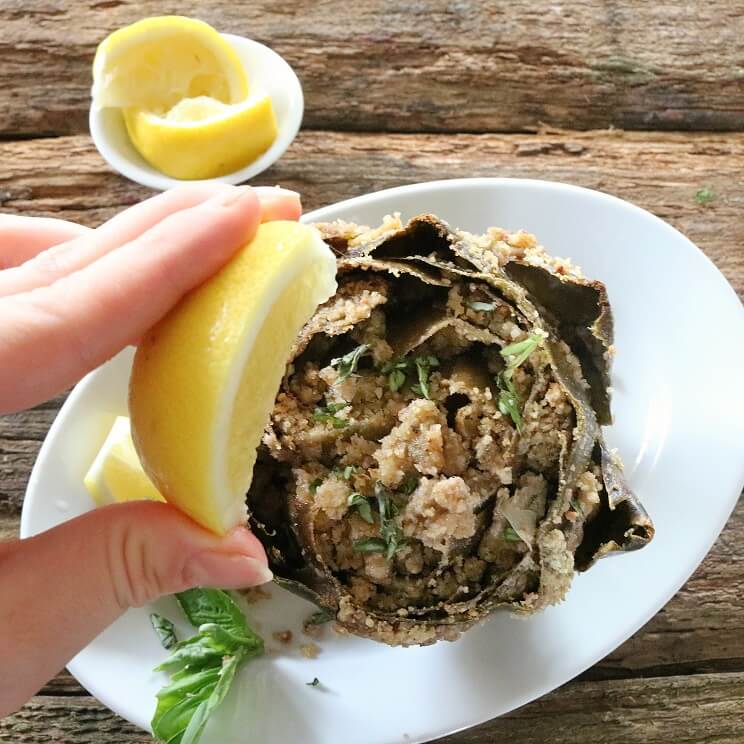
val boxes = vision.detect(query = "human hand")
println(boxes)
[0,184,299,716]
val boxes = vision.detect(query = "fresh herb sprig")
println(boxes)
[330,344,370,382]
[151,589,264,744]
[313,401,350,428]
[348,492,374,523]
[495,333,544,432]
[381,354,440,399]
[352,482,408,559]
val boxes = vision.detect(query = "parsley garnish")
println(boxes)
[570,499,584,515]
[313,402,350,428]
[330,344,370,382]
[503,526,522,542]
[309,478,323,495]
[495,333,543,432]
[695,186,716,206]
[467,300,496,312]
[348,492,374,523]
[381,354,439,398]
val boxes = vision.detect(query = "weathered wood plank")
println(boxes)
[0,130,742,295]
[3,673,744,743]
[1,0,744,136]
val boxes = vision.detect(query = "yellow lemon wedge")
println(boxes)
[129,222,337,535]
[123,94,278,180]
[84,416,165,506]
[92,15,248,112]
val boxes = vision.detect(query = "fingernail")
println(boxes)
[184,553,273,588]
[208,185,255,208]
[253,186,300,198]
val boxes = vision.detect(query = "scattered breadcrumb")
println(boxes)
[300,643,321,659]
[272,630,293,644]
[239,586,272,603]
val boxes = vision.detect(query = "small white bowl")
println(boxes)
[89,33,304,191]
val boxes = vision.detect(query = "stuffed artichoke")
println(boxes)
[246,214,654,646]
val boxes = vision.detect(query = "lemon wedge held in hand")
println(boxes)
[84,416,165,507]
[129,222,337,535]
[92,15,248,112]
[124,95,278,180]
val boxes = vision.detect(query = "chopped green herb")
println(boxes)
[467,300,496,312]
[381,358,410,393]
[313,401,350,428]
[305,610,333,626]
[151,589,264,744]
[503,526,522,542]
[330,464,358,480]
[306,677,321,687]
[348,492,374,523]
[375,483,407,559]
[495,333,544,431]
[400,474,420,495]
[570,499,584,515]
[309,478,323,495]
[695,186,716,206]
[352,537,388,553]
[150,613,178,651]
[496,372,523,432]
[388,367,407,393]
[500,334,543,370]
[412,355,439,400]
[330,344,370,381]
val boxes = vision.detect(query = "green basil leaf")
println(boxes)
[180,652,244,744]
[151,667,220,744]
[175,589,249,640]
[150,613,178,650]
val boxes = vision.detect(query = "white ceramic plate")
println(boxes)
[21,179,744,744]
[89,33,304,190]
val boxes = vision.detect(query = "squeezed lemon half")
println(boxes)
[92,15,278,179]
[128,222,337,534]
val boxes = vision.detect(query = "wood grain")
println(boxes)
[1,0,744,137]
[4,673,744,743]
[0,129,742,296]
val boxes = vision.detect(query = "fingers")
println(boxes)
[253,186,302,222]
[0,187,262,413]
[0,185,301,298]
[0,215,91,269]
[0,501,270,717]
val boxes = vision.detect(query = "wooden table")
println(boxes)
[1,2,743,742]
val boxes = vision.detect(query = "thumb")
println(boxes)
[0,502,271,717]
